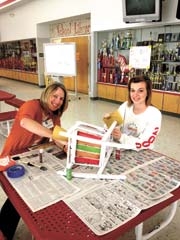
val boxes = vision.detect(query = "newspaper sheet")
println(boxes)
[124,157,180,200]
[3,148,79,212]
[64,150,180,235]
[65,180,172,235]
[4,147,106,212]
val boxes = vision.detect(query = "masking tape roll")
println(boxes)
[7,164,25,178]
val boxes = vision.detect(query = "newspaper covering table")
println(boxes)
[65,150,180,235]
[3,146,79,212]
[3,147,180,236]
[65,180,173,235]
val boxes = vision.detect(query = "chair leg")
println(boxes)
[0,120,14,137]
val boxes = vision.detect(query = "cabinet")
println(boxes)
[151,90,163,110]
[163,92,180,114]
[97,83,116,100]
[97,83,128,102]
[115,85,128,102]
[97,82,180,115]
[0,68,38,84]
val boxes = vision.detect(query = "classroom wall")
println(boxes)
[0,0,180,42]
[0,0,91,41]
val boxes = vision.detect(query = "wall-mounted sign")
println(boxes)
[129,46,151,69]
[50,17,90,38]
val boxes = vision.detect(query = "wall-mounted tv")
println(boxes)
[122,0,162,23]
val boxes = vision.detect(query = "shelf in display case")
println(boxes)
[162,61,180,65]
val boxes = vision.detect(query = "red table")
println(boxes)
[0,90,16,136]
[0,90,16,101]
[0,89,16,112]
[0,171,180,240]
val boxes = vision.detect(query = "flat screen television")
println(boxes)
[122,0,162,23]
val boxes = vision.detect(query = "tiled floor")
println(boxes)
[0,77,180,240]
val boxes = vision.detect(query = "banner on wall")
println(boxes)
[50,17,90,38]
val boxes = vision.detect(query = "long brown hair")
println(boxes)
[40,82,68,116]
[127,75,152,106]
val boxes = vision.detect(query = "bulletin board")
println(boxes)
[129,46,151,70]
[44,42,77,77]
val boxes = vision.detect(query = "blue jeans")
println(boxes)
[0,198,20,240]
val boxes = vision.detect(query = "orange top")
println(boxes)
[0,99,60,157]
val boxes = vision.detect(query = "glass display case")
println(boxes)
[0,39,38,84]
[97,25,180,115]
[0,39,37,72]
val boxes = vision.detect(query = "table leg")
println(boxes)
[135,201,178,240]
[135,222,143,240]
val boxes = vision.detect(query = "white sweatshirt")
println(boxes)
[117,101,162,151]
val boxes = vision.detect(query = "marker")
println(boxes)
[39,149,44,163]
[66,168,72,180]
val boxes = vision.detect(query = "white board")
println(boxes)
[44,42,76,76]
[129,46,151,69]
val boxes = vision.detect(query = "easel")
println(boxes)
[67,76,81,101]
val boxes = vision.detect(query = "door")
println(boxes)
[61,36,89,94]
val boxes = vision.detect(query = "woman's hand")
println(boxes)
[112,126,121,141]
[54,139,68,153]
[63,144,68,153]
[103,113,111,119]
